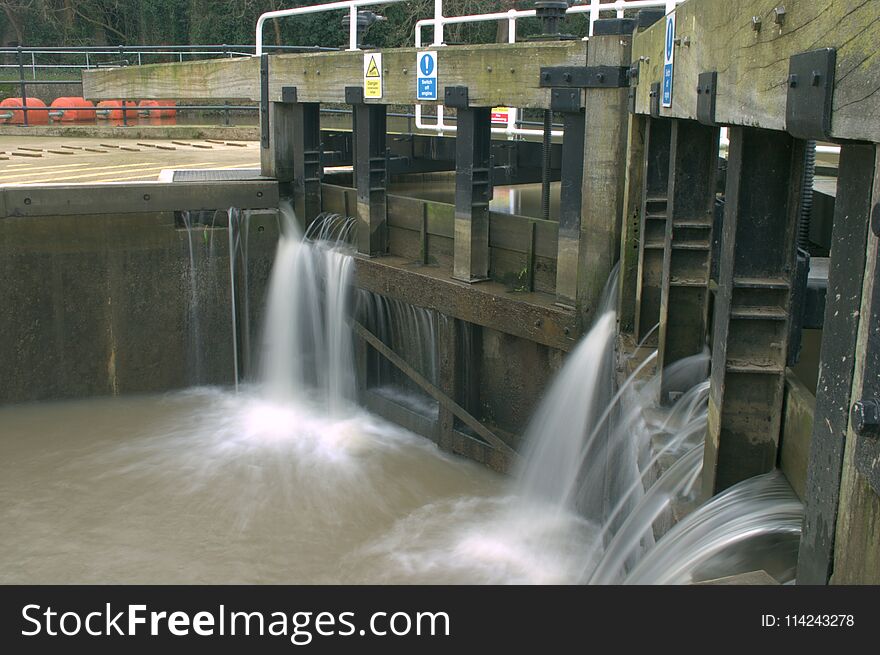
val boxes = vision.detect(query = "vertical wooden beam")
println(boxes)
[450,99,492,283]
[825,146,880,585]
[437,313,458,451]
[634,117,671,343]
[559,21,632,322]
[618,113,647,338]
[797,143,875,584]
[259,102,297,184]
[554,89,586,306]
[703,127,804,497]
[291,101,323,227]
[348,87,387,257]
[657,120,719,385]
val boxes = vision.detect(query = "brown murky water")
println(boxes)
[0,388,595,584]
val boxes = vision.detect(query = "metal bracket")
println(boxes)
[539,65,629,88]
[696,71,717,126]
[786,48,837,140]
[550,88,582,114]
[281,86,298,103]
[649,81,661,118]
[444,85,469,109]
[592,18,635,35]
[344,86,364,105]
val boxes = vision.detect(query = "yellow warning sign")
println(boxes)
[364,53,382,99]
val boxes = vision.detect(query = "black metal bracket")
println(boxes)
[696,71,718,126]
[260,54,269,148]
[539,65,629,88]
[786,48,837,140]
[592,17,635,35]
[345,86,364,105]
[550,88,582,114]
[649,81,661,118]
[444,85,469,109]
[281,86,298,104]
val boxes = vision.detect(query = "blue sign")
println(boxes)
[662,15,675,108]
[417,51,437,101]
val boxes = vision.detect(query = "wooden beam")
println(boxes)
[83,41,588,110]
[353,319,517,459]
[631,0,880,142]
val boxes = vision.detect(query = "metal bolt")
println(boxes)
[534,319,542,327]
[143,194,150,201]
[871,203,880,237]
[852,399,880,437]
[788,73,798,88]
[23,197,31,205]
[542,72,551,82]
[563,72,571,82]
[486,66,492,72]
[773,6,786,25]
[402,68,407,74]
[510,68,515,74]
[682,35,691,47]
[673,36,682,46]
[751,16,762,31]
[597,72,605,83]
[563,327,571,336]
[257,191,263,198]
[811,70,821,86]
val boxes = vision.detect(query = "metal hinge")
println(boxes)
[696,71,717,126]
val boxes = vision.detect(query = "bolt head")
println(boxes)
[773,6,786,24]
[751,16,762,31]
[852,399,880,437]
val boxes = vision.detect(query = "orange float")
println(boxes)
[0,97,49,124]
[95,100,139,120]
[49,97,96,122]
[138,99,177,118]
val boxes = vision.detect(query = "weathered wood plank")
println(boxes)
[353,254,577,351]
[632,0,880,142]
[84,41,587,109]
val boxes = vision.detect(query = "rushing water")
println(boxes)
[0,206,802,584]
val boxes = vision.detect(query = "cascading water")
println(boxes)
[180,210,204,384]
[258,207,356,413]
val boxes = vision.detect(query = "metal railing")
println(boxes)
[0,44,332,127]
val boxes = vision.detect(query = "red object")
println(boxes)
[138,99,177,118]
[96,100,139,120]
[0,97,49,124]
[50,97,96,122]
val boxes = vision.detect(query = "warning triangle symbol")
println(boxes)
[365,56,380,78]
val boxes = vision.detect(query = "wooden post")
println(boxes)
[820,146,880,585]
[259,102,297,186]
[347,86,388,257]
[447,87,492,283]
[634,117,671,344]
[657,120,719,386]
[617,113,647,339]
[797,143,876,584]
[555,21,632,322]
[291,101,323,227]
[702,127,804,497]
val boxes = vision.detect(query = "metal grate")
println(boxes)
[171,168,263,182]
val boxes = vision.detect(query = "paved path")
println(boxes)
[0,135,260,185]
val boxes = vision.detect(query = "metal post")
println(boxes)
[447,86,491,283]
[553,88,585,306]
[17,46,28,127]
[657,119,719,388]
[617,113,647,339]
[30,51,35,79]
[702,127,804,497]
[797,143,876,584]
[347,87,387,256]
[121,99,128,126]
[541,109,552,220]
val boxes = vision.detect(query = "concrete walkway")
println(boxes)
[0,135,260,185]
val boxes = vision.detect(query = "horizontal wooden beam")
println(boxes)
[632,0,880,143]
[353,254,577,351]
[83,41,588,109]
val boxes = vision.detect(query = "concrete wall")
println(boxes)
[0,208,278,404]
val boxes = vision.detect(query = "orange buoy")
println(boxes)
[0,97,49,124]
[95,100,139,121]
[138,99,177,118]
[49,97,96,122]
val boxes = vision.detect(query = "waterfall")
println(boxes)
[180,210,204,385]
[258,206,356,414]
